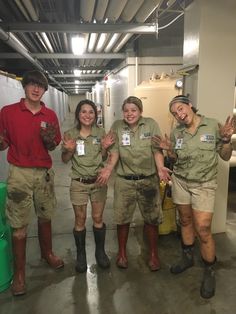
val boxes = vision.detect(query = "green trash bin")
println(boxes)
[0,182,7,228]
[0,182,13,292]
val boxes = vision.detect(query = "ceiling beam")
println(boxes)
[0,53,125,59]
[52,74,104,78]
[1,23,157,34]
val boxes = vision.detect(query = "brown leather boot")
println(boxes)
[12,235,26,296]
[116,223,130,269]
[144,223,160,271]
[38,220,64,269]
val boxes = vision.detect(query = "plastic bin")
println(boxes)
[0,237,13,292]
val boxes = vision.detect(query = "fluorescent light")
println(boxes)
[104,33,120,52]
[88,33,97,52]
[96,33,108,52]
[75,80,80,83]
[42,32,53,52]
[71,35,85,55]
[74,69,82,76]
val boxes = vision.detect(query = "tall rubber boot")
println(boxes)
[170,242,194,274]
[73,228,87,273]
[11,235,26,296]
[93,223,110,269]
[38,220,64,269]
[144,223,160,271]
[200,257,216,299]
[116,223,130,268]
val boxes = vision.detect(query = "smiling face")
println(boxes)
[24,82,45,104]
[123,102,142,128]
[78,104,96,127]
[170,101,195,126]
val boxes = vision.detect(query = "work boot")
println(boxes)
[73,228,87,273]
[116,223,130,268]
[38,220,64,269]
[200,258,216,299]
[170,243,194,274]
[12,235,26,296]
[93,223,110,269]
[144,223,160,271]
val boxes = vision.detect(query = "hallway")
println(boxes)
[1,113,236,314]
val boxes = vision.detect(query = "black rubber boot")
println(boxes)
[93,224,110,269]
[200,258,216,299]
[170,243,194,274]
[73,228,87,273]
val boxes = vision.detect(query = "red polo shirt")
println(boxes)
[0,98,61,168]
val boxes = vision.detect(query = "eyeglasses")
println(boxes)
[28,82,45,90]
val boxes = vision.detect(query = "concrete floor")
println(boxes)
[1,114,236,314]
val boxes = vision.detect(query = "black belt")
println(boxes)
[121,174,155,180]
[74,177,97,184]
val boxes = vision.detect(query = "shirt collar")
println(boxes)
[19,98,46,115]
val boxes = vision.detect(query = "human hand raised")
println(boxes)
[152,134,172,150]
[219,116,236,143]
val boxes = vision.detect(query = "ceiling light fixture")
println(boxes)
[74,69,82,76]
[71,35,85,55]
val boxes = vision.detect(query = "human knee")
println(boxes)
[92,212,103,225]
[13,227,27,239]
[179,215,192,227]
[197,225,212,242]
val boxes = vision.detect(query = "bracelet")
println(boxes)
[221,138,231,144]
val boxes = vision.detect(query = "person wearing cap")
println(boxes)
[0,70,64,296]
[61,99,114,273]
[152,95,235,298]
[97,96,171,271]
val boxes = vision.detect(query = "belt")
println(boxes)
[121,174,155,180]
[74,177,97,184]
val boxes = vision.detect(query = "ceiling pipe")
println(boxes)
[0,28,66,92]
[94,0,109,22]
[105,0,128,22]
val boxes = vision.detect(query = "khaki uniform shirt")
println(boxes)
[110,117,162,176]
[171,115,222,182]
[63,125,105,178]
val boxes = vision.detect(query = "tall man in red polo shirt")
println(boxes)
[0,70,64,296]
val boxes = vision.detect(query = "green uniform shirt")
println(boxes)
[171,115,222,182]
[64,125,105,178]
[110,117,162,176]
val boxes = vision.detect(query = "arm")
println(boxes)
[152,134,177,163]
[0,133,9,151]
[61,134,76,163]
[96,151,119,185]
[101,131,115,160]
[154,150,172,183]
[218,116,235,161]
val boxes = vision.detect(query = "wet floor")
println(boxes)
[1,114,236,314]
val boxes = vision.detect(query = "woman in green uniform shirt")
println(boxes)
[97,96,171,271]
[62,99,114,273]
[152,95,235,299]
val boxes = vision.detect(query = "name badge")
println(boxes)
[200,134,215,143]
[92,137,101,145]
[76,140,85,155]
[175,138,183,149]
[121,131,130,146]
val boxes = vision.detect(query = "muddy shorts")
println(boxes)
[70,179,107,206]
[6,165,56,228]
[113,175,162,225]
[171,174,217,212]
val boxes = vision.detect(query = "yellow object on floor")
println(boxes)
[159,182,177,235]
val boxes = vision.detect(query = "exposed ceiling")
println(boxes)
[0,0,192,95]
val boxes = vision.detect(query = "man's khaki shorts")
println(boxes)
[113,175,162,225]
[6,165,56,228]
[171,174,217,212]
[70,179,107,206]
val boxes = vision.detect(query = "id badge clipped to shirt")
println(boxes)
[121,131,130,146]
[76,140,85,155]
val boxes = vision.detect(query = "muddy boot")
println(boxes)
[38,220,64,269]
[12,235,26,296]
[73,228,87,273]
[116,223,130,269]
[170,243,194,274]
[144,223,160,271]
[93,224,110,269]
[200,258,216,299]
